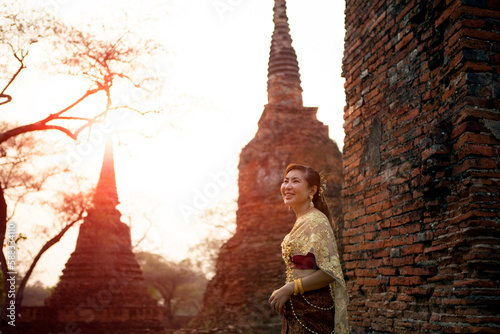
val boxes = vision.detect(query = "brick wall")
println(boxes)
[342,0,499,333]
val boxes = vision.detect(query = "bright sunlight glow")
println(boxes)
[4,0,346,286]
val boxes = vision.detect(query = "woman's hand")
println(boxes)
[268,282,294,314]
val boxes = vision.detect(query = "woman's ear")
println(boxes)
[310,185,318,197]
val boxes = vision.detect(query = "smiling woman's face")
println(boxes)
[280,169,313,208]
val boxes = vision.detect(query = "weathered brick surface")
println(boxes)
[342,0,500,332]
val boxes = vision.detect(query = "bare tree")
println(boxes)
[0,8,163,143]
[0,3,166,326]
[188,201,236,278]
[0,124,65,219]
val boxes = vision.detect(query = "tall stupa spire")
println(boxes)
[190,1,343,330]
[93,134,119,207]
[267,0,303,106]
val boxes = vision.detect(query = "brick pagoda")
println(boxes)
[20,136,165,334]
[190,0,344,332]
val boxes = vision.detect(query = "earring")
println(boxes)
[309,194,314,209]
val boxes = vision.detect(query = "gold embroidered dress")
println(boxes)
[281,210,349,334]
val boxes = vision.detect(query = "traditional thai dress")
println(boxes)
[281,210,349,334]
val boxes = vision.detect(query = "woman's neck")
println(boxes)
[293,202,314,219]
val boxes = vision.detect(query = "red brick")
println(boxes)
[390,276,425,286]
[424,323,442,330]
[364,278,382,286]
[344,226,364,237]
[355,268,378,277]
[453,279,497,288]
[454,133,500,150]
[462,4,500,19]
[452,158,497,176]
[365,232,375,240]
[443,298,467,305]
[399,266,436,276]
[442,83,458,101]
[401,243,425,256]
[457,143,499,160]
[378,267,397,276]
[462,18,486,29]
[392,256,415,267]
[451,120,487,140]
[373,248,390,258]
[463,61,494,72]
[384,237,412,248]
[348,234,365,244]
[395,30,415,52]
[366,258,384,268]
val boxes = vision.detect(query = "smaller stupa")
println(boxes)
[20,135,165,334]
[46,135,155,309]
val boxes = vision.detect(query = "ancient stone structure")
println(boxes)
[191,0,343,332]
[19,136,165,334]
[342,0,500,333]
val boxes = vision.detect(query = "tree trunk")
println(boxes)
[0,184,12,329]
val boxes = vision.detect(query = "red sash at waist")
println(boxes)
[290,252,318,270]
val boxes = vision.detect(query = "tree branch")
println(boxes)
[0,94,12,107]
[0,87,103,144]
[109,105,164,115]
[0,184,10,325]
[73,118,100,139]
[0,122,74,144]
[56,116,95,121]
[0,40,32,107]
[15,209,85,309]
[6,190,29,223]
[45,87,101,120]
[116,73,142,88]
[1,60,25,98]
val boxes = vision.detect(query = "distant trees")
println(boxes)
[17,281,51,307]
[188,202,236,278]
[0,1,166,326]
[132,204,237,329]
[135,252,207,328]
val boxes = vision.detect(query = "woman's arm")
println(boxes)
[269,270,334,314]
[301,269,335,292]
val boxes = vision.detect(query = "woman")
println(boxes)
[269,164,348,334]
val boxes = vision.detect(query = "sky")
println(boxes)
[4,0,346,286]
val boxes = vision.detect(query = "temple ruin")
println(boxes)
[193,0,499,333]
[19,136,166,334]
[190,0,344,332]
